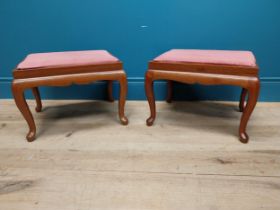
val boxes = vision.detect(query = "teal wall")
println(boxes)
[1,0,279,101]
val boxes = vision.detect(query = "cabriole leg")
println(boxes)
[239,88,248,112]
[12,82,36,142]
[239,80,260,143]
[107,80,114,102]
[166,80,173,103]
[118,74,128,125]
[32,87,42,112]
[145,71,156,126]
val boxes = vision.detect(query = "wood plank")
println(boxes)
[0,100,279,209]
[0,169,279,210]
[0,148,279,177]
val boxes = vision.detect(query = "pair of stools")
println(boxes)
[12,49,260,143]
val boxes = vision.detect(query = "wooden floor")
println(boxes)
[0,99,279,210]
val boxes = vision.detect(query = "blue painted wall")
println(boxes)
[0,0,280,101]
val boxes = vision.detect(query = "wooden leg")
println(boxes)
[166,81,173,103]
[107,81,114,102]
[12,83,36,142]
[239,80,260,143]
[118,75,128,125]
[145,71,156,126]
[239,88,248,112]
[32,87,42,112]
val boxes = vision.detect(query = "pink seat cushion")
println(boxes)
[154,49,257,67]
[17,50,120,69]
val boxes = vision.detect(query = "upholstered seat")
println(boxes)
[149,49,258,76]
[154,49,257,67]
[14,50,122,79]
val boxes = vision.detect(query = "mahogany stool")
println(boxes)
[12,50,128,142]
[145,49,260,143]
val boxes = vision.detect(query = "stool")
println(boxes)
[145,49,260,143]
[12,50,128,142]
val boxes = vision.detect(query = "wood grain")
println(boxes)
[0,100,279,210]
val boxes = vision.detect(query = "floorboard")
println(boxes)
[0,100,279,210]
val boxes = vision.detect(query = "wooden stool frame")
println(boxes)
[145,61,260,143]
[12,64,128,142]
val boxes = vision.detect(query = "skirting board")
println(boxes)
[0,77,279,101]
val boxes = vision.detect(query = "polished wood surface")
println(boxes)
[146,61,260,143]
[13,63,128,142]
[239,88,248,112]
[107,80,114,102]
[166,81,173,103]
[149,61,258,76]
[31,87,42,112]
[13,62,123,79]
[0,100,279,210]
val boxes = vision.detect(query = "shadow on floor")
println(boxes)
[35,100,120,138]
[159,101,243,137]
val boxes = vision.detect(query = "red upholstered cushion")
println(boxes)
[154,49,257,67]
[17,50,120,69]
